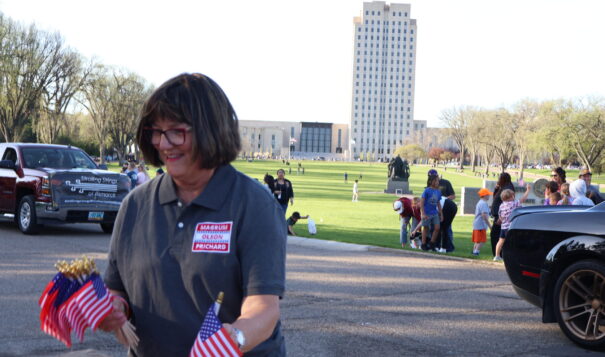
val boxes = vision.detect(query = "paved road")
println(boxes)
[0,219,598,356]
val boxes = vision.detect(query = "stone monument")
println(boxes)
[384,157,412,194]
[460,178,547,214]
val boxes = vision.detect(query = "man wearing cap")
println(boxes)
[579,169,603,205]
[394,197,421,248]
[427,169,456,251]
[427,169,455,200]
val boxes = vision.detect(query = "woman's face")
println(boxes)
[277,170,285,179]
[151,118,198,180]
[551,171,562,183]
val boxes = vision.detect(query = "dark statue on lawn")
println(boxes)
[387,156,410,182]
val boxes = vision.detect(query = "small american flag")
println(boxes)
[58,275,113,343]
[190,304,242,357]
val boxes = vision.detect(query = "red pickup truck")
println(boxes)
[0,143,130,234]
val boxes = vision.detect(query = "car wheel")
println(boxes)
[100,223,114,234]
[17,195,40,234]
[554,260,605,349]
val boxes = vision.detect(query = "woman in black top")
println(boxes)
[490,172,514,256]
[274,169,294,215]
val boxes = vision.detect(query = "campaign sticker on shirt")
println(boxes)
[191,221,233,253]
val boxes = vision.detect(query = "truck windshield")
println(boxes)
[21,147,97,169]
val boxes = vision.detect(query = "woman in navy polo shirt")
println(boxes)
[100,73,286,356]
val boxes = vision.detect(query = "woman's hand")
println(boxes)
[99,298,128,332]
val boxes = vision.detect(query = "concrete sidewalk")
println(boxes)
[287,235,499,266]
[287,235,370,251]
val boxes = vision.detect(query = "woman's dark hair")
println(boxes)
[546,180,559,193]
[427,174,439,188]
[553,167,566,182]
[264,173,275,191]
[496,172,512,188]
[136,73,241,169]
[291,212,301,219]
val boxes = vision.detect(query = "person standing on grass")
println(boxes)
[472,188,492,256]
[344,172,348,183]
[490,172,514,256]
[420,174,443,251]
[427,168,456,251]
[436,196,457,253]
[274,168,294,214]
[352,179,359,202]
[494,184,531,261]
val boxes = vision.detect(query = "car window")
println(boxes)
[1,148,19,166]
[21,147,96,169]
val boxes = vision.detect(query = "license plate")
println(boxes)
[88,211,104,221]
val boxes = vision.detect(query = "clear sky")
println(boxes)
[1,0,604,127]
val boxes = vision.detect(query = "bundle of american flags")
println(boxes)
[190,292,243,357]
[39,256,138,348]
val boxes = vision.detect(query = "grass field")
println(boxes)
[109,159,603,261]
[230,160,488,259]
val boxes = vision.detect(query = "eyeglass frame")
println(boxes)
[143,127,192,146]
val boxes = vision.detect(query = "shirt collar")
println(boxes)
[157,164,236,211]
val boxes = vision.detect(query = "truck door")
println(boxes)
[0,148,19,212]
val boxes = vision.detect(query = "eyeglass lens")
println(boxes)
[147,129,186,146]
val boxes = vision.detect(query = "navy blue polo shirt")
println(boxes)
[104,164,286,356]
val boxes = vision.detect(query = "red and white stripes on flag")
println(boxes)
[190,305,242,357]
[57,276,113,343]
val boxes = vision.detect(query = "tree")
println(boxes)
[79,64,113,164]
[394,143,426,163]
[428,147,444,164]
[0,15,63,142]
[440,150,454,164]
[466,108,483,172]
[106,70,153,164]
[530,100,571,168]
[564,98,605,172]
[511,99,540,180]
[35,50,90,143]
[440,107,469,170]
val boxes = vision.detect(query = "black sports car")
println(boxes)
[503,202,605,349]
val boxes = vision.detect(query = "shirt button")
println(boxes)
[178,222,184,229]
[177,201,182,207]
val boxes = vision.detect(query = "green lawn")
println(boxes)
[231,160,488,260]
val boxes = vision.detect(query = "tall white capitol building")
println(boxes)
[349,2,422,160]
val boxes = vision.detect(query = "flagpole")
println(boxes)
[214,291,224,315]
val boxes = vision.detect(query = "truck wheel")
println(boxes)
[17,195,40,234]
[554,260,605,350]
[100,223,114,234]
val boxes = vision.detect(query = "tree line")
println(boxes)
[0,13,153,164]
[440,98,605,177]
[395,98,605,176]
